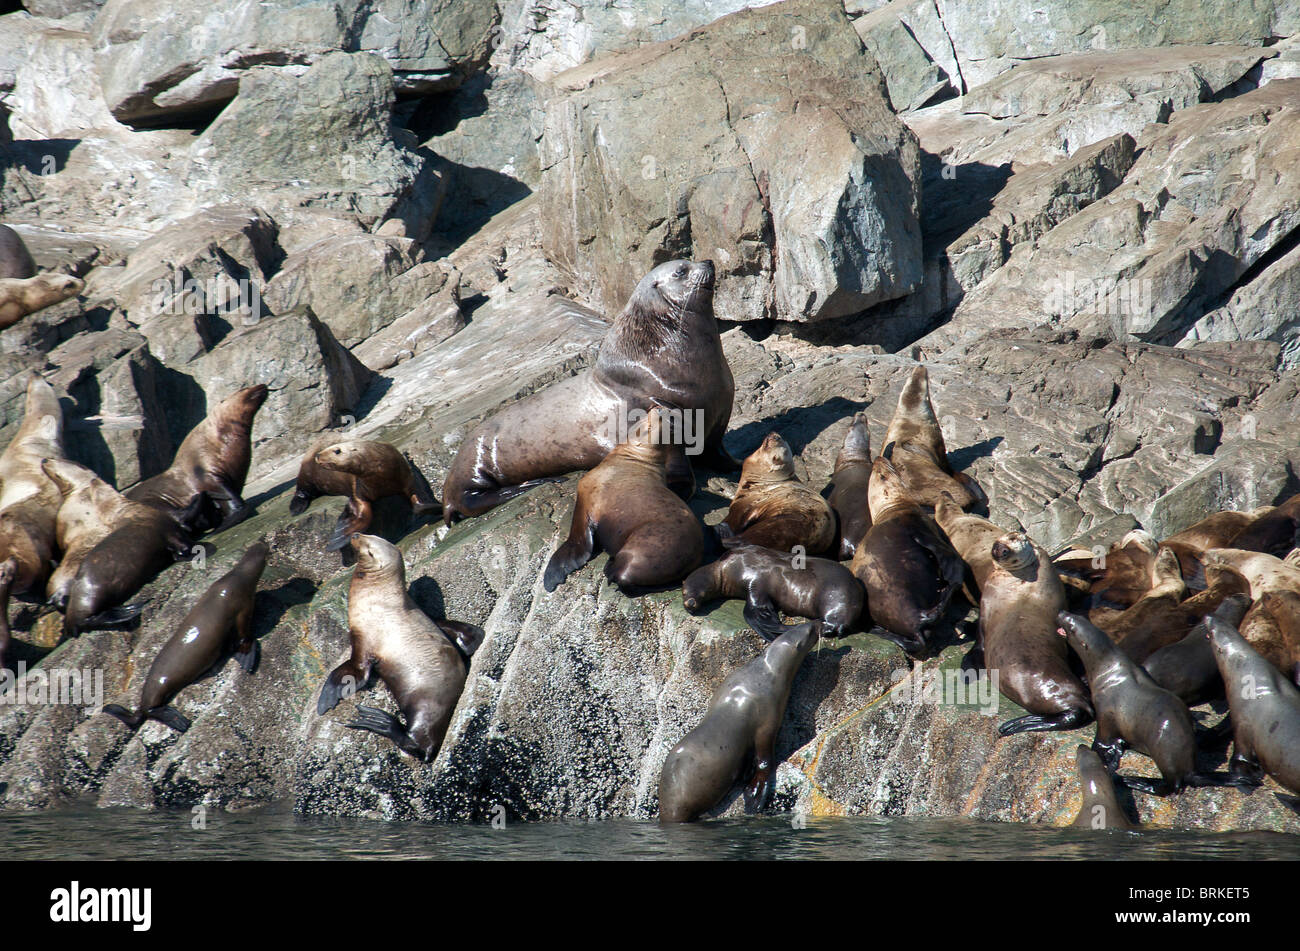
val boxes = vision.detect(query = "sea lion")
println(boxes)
[1238,590,1300,686]
[1071,745,1136,830]
[850,455,963,654]
[933,495,1003,601]
[658,619,822,822]
[1101,547,1186,662]
[125,384,268,531]
[1207,614,1300,795]
[442,259,734,523]
[316,534,478,761]
[1057,611,1225,796]
[102,541,269,733]
[826,413,872,560]
[41,457,109,608]
[1160,510,1260,587]
[1201,547,1300,601]
[62,493,205,636]
[719,433,835,556]
[0,377,69,665]
[0,273,83,330]
[543,407,704,594]
[1227,492,1300,558]
[1142,594,1252,706]
[293,439,441,550]
[1054,529,1160,613]
[879,365,985,511]
[976,533,1092,735]
[0,224,36,280]
[681,544,864,638]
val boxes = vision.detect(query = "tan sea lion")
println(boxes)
[1054,529,1161,617]
[1160,509,1260,587]
[1228,492,1300,558]
[0,273,83,330]
[0,224,36,280]
[1071,745,1136,830]
[850,454,963,654]
[826,413,872,560]
[442,259,734,523]
[977,533,1092,735]
[41,457,110,609]
[293,439,440,550]
[1208,614,1300,794]
[1058,611,1227,796]
[102,541,269,733]
[317,534,480,761]
[719,433,834,556]
[658,620,822,822]
[1201,547,1300,599]
[879,365,985,511]
[1238,589,1300,686]
[543,407,704,594]
[681,544,865,638]
[933,495,1003,602]
[126,384,268,531]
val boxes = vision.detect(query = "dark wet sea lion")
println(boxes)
[294,439,440,550]
[826,413,872,560]
[658,620,822,822]
[126,384,268,531]
[1071,744,1135,830]
[1058,611,1225,796]
[544,407,704,594]
[720,433,834,556]
[442,259,734,523]
[1227,492,1300,558]
[62,494,204,636]
[0,224,36,279]
[0,273,83,329]
[1143,594,1252,706]
[102,541,269,733]
[1208,614,1300,794]
[880,365,985,511]
[851,455,962,654]
[681,543,864,638]
[317,534,476,761]
[976,533,1091,735]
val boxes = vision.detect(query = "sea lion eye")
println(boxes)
[674,266,687,279]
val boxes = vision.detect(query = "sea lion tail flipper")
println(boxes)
[544,513,597,593]
[412,500,443,519]
[317,660,370,715]
[437,620,485,659]
[345,705,425,758]
[101,704,145,728]
[457,478,565,522]
[146,706,190,733]
[233,639,260,675]
[715,522,743,549]
[742,598,787,642]
[952,471,988,509]
[83,603,146,630]
[326,502,365,552]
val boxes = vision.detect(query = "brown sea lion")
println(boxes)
[1054,529,1161,617]
[442,259,734,523]
[102,541,269,733]
[658,620,822,822]
[1228,492,1300,558]
[976,533,1092,735]
[293,439,441,550]
[0,224,36,280]
[826,413,872,560]
[0,273,83,329]
[125,384,268,531]
[681,544,865,638]
[1142,594,1252,706]
[879,365,985,511]
[850,455,963,654]
[1057,611,1226,796]
[42,457,110,608]
[1071,745,1136,830]
[719,433,834,556]
[1159,509,1260,587]
[62,493,204,636]
[933,495,1003,602]
[1201,547,1300,599]
[317,534,480,761]
[543,407,704,594]
[1208,614,1300,794]
[0,377,69,665]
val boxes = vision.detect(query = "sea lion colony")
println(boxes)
[1,233,1299,830]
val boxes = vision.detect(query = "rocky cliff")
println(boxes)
[1,0,1299,833]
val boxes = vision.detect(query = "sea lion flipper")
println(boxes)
[81,602,146,631]
[147,706,191,733]
[317,659,370,715]
[102,703,144,728]
[742,597,786,642]
[544,509,597,593]
[234,639,260,675]
[345,705,428,759]
[326,502,366,552]
[952,471,987,509]
[997,708,1094,736]
[436,620,485,659]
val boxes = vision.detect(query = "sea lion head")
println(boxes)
[991,532,1036,573]
[314,440,367,473]
[1055,610,1109,664]
[897,365,933,415]
[631,259,715,317]
[217,384,270,428]
[40,458,95,498]
[835,413,872,468]
[1205,615,1252,678]
[27,273,83,306]
[739,433,795,488]
[350,532,404,580]
[241,539,272,571]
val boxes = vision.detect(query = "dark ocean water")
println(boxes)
[2,807,1298,860]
